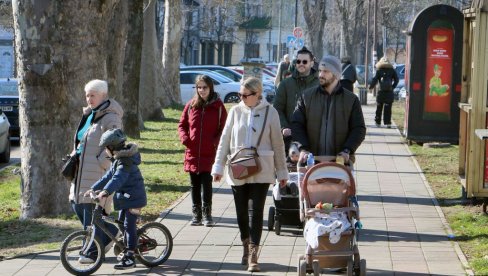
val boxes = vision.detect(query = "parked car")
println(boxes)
[0,109,10,163]
[355,65,374,86]
[181,65,275,102]
[395,64,405,79]
[394,79,405,101]
[180,70,244,103]
[0,78,19,139]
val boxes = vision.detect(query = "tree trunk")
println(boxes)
[303,0,327,59]
[12,0,117,218]
[161,0,182,105]
[106,1,128,108]
[120,0,144,137]
[140,0,164,121]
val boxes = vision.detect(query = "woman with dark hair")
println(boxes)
[178,75,227,227]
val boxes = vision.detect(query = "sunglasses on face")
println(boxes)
[238,92,257,99]
[296,59,309,65]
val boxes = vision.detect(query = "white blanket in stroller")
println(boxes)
[303,212,351,248]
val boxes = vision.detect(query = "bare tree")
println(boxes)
[198,0,235,65]
[161,0,182,105]
[12,0,119,218]
[140,0,164,121]
[335,0,366,62]
[303,0,328,59]
[119,0,144,137]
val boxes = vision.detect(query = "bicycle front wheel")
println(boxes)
[60,230,105,276]
[136,221,173,267]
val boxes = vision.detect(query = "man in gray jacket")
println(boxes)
[292,55,366,163]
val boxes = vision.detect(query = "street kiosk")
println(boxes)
[458,0,488,208]
[404,5,463,144]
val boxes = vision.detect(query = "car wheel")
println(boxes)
[0,136,11,163]
[224,92,240,103]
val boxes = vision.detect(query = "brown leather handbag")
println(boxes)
[228,106,269,180]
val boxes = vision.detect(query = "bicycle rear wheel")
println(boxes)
[136,221,173,267]
[60,230,104,275]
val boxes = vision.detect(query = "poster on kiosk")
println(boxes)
[404,5,462,144]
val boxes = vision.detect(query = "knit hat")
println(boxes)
[319,55,342,79]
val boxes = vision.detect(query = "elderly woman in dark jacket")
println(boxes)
[178,74,227,227]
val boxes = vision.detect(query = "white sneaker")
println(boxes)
[78,255,95,264]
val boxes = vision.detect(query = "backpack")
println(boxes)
[379,71,393,91]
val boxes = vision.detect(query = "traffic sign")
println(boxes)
[296,38,304,49]
[293,27,303,38]
[287,35,296,48]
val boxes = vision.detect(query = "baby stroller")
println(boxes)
[297,156,366,276]
[268,169,303,235]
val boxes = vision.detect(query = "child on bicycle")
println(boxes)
[85,128,147,270]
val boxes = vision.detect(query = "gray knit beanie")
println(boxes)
[319,55,342,79]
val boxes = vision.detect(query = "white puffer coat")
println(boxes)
[212,99,288,186]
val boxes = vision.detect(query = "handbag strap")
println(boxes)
[229,106,270,161]
[255,106,269,148]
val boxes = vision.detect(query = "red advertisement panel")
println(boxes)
[423,27,453,121]
[485,114,488,187]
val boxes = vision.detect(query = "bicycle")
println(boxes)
[60,191,173,275]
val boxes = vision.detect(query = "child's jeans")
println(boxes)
[118,209,138,251]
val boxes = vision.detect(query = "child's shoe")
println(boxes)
[114,254,135,270]
[78,255,95,264]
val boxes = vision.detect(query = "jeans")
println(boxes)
[231,183,270,245]
[71,201,119,254]
[375,102,392,125]
[190,172,213,208]
[118,209,138,251]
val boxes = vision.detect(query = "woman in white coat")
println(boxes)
[212,77,288,272]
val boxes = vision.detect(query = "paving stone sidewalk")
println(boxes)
[0,96,471,275]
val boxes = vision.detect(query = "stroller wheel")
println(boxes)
[358,259,366,276]
[298,257,307,276]
[268,207,275,231]
[312,259,320,276]
[274,220,281,235]
[347,259,353,276]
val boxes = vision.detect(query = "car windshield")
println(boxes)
[205,72,234,83]
[0,82,18,96]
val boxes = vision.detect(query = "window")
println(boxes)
[180,73,195,84]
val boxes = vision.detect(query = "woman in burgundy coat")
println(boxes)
[178,75,227,226]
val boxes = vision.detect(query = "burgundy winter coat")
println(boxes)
[178,95,227,173]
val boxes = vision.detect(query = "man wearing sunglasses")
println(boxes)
[292,55,366,164]
[273,46,319,154]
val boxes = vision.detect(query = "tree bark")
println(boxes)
[140,0,164,121]
[303,0,327,59]
[161,0,182,105]
[12,0,117,218]
[120,0,144,137]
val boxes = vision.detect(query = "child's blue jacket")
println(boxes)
[92,143,147,210]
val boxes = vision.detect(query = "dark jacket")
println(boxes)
[178,94,227,173]
[369,61,399,104]
[291,83,366,162]
[273,67,319,130]
[341,62,357,83]
[91,143,147,210]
